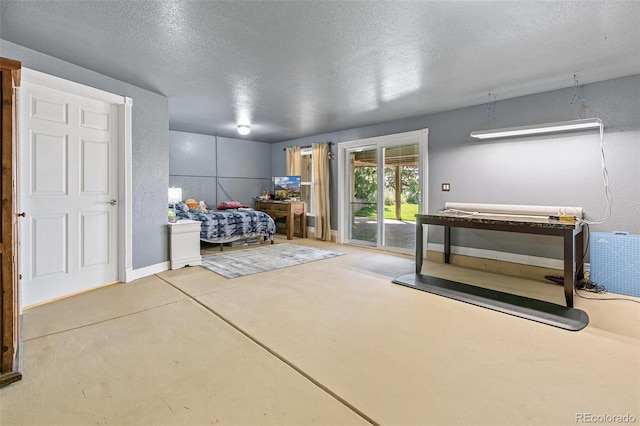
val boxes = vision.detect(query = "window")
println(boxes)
[300,148,314,216]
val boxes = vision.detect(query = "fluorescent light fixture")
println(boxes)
[237,125,251,135]
[470,118,602,140]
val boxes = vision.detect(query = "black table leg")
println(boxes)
[575,228,584,280]
[415,219,423,274]
[444,226,451,263]
[563,231,574,307]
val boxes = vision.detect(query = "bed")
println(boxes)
[175,202,276,249]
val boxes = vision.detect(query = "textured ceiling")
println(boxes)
[1,1,639,143]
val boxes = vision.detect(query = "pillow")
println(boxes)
[217,201,249,210]
[184,198,199,209]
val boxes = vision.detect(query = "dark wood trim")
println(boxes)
[0,57,22,387]
[0,58,21,70]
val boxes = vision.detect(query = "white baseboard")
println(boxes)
[126,261,170,282]
[427,243,591,276]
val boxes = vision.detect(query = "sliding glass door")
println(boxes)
[347,145,379,246]
[382,143,420,251]
[341,130,428,254]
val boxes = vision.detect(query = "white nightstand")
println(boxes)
[168,220,202,270]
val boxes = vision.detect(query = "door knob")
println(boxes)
[17,212,26,217]
[106,199,117,206]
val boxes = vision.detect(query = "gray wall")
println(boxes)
[7,32,636,266]
[169,131,217,204]
[1,39,170,270]
[169,131,272,208]
[272,75,640,260]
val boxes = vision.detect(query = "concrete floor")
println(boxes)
[1,237,638,425]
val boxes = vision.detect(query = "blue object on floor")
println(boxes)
[590,232,640,297]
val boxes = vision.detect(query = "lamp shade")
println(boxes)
[168,187,182,205]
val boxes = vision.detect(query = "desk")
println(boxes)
[415,212,584,308]
[255,200,306,240]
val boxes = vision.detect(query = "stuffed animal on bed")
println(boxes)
[184,199,199,209]
[184,198,209,213]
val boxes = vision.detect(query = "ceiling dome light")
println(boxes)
[237,125,251,135]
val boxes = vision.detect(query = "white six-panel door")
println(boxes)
[19,80,119,307]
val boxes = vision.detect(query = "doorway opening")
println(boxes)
[338,129,428,254]
[18,69,132,308]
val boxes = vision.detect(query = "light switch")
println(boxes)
[442,183,451,191]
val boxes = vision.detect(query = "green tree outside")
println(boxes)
[353,165,419,220]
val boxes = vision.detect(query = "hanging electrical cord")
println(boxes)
[485,92,497,129]
[576,122,612,226]
[576,287,640,304]
[569,73,585,109]
[564,74,628,302]
[566,74,612,226]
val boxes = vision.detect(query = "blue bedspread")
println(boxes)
[176,209,276,240]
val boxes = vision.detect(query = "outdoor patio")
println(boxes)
[350,216,416,251]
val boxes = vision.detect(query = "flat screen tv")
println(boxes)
[274,176,301,200]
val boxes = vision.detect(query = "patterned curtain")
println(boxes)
[285,146,301,175]
[312,142,331,241]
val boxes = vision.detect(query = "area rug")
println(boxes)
[201,243,344,278]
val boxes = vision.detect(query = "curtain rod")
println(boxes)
[282,141,333,151]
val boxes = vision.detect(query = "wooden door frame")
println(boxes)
[0,57,22,387]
